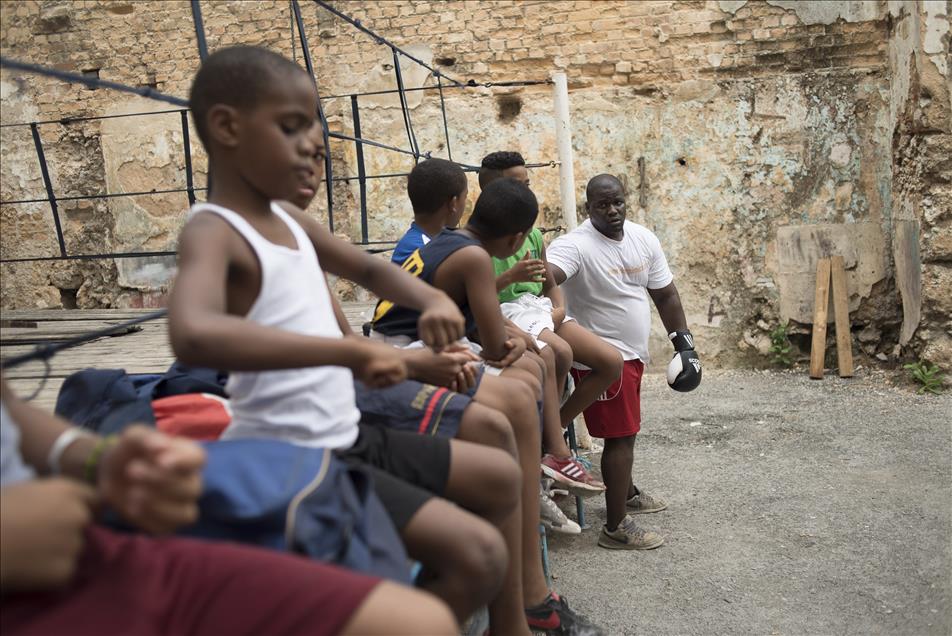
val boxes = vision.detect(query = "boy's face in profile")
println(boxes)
[287,123,327,210]
[228,71,321,203]
[502,165,530,187]
[446,184,469,228]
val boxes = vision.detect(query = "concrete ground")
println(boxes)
[547,368,951,636]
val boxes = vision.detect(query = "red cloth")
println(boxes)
[1,525,380,636]
[153,393,231,441]
[571,359,644,438]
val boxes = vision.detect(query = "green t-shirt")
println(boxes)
[493,227,545,303]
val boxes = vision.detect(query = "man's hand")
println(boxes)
[403,345,480,392]
[351,339,409,388]
[0,479,96,592]
[417,293,466,352]
[503,253,546,286]
[98,427,205,535]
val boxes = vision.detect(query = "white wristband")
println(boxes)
[47,428,91,475]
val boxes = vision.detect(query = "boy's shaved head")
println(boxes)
[478,151,526,189]
[468,178,538,238]
[407,158,468,216]
[189,45,310,148]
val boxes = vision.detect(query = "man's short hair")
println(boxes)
[406,158,468,216]
[189,45,308,149]
[478,151,526,189]
[468,178,538,239]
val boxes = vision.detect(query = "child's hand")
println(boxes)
[486,336,527,368]
[0,478,97,591]
[98,426,205,535]
[352,339,409,388]
[551,307,566,329]
[403,345,480,392]
[506,253,546,284]
[417,294,466,352]
[506,324,540,354]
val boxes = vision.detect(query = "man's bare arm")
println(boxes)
[647,282,688,333]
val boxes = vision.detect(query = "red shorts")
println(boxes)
[1,526,380,636]
[571,359,643,439]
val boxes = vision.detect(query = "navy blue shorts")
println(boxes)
[354,371,483,439]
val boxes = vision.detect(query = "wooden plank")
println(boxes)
[1,309,162,322]
[830,255,854,378]
[809,258,831,379]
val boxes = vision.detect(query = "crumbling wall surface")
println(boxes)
[887,0,952,372]
[2,0,943,370]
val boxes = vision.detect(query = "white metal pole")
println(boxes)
[552,71,578,231]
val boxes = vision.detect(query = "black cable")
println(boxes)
[0,57,189,107]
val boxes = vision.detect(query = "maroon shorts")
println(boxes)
[571,359,644,439]
[1,526,380,636]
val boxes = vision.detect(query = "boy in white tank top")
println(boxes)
[168,46,576,636]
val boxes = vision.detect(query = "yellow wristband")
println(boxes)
[84,435,117,484]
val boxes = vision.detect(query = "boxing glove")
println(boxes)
[666,330,701,392]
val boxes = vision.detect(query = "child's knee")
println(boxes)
[465,404,517,457]
[599,347,624,379]
[455,522,507,594]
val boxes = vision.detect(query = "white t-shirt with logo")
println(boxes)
[547,219,673,364]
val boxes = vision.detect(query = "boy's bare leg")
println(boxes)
[341,581,458,636]
[554,321,623,427]
[473,374,550,608]
[402,499,508,622]
[535,345,574,458]
[537,329,573,398]
[442,435,530,635]
[402,439,518,624]
[601,434,635,529]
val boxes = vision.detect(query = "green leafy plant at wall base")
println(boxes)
[768,322,794,367]
[903,361,945,395]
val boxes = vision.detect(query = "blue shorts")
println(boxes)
[354,370,483,439]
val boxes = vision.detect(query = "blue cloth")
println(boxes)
[183,439,412,584]
[390,222,429,266]
[55,363,227,435]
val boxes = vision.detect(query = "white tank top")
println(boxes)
[187,202,360,449]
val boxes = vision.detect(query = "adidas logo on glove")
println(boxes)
[667,331,702,392]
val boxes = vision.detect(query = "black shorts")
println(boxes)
[338,424,451,531]
[353,374,483,439]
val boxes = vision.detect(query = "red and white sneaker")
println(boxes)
[541,454,606,497]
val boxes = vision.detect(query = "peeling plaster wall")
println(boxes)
[886,0,952,371]
[1,0,948,370]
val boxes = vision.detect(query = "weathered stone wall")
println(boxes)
[1,1,949,370]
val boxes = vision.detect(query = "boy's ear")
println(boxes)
[206,104,241,149]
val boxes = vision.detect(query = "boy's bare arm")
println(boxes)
[288,209,465,349]
[440,247,514,362]
[169,216,400,383]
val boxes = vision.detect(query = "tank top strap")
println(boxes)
[270,203,319,264]
[188,202,275,254]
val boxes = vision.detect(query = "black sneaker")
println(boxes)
[525,592,605,636]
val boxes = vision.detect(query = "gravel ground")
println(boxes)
[546,367,951,636]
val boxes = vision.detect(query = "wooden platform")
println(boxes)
[1,304,376,409]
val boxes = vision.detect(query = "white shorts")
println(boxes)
[499,294,574,345]
[368,331,503,376]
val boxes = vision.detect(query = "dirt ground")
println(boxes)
[547,367,951,636]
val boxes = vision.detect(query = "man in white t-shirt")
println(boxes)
[547,174,701,550]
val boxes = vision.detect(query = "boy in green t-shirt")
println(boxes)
[480,153,623,486]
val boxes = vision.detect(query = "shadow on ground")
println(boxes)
[546,368,951,636]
